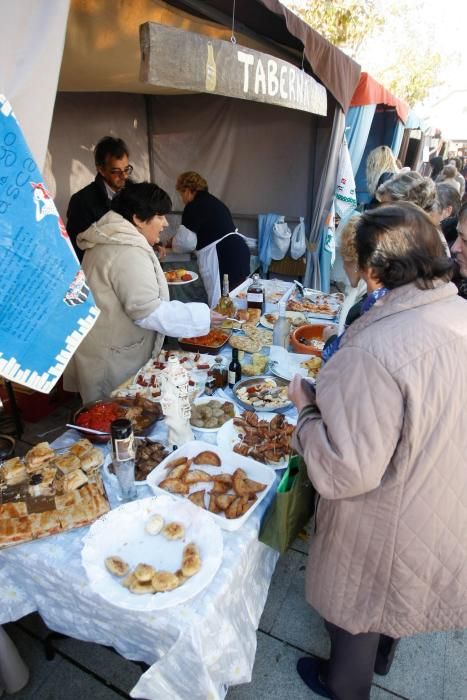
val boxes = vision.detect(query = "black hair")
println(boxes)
[94,136,129,167]
[356,202,454,289]
[429,156,444,179]
[458,201,467,222]
[111,181,172,223]
[436,184,461,217]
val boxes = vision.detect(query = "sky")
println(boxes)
[282,0,467,139]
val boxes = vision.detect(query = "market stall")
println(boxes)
[0,278,342,698]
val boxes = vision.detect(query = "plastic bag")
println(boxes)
[290,217,306,259]
[171,225,197,253]
[270,216,291,260]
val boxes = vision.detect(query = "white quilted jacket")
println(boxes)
[293,281,467,637]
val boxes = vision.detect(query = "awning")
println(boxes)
[350,72,409,124]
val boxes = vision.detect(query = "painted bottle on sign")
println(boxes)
[205,42,217,91]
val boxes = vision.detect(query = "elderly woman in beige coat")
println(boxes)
[288,202,467,699]
[65,182,222,403]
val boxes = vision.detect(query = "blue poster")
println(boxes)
[0,95,99,393]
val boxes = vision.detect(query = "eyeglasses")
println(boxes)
[109,165,133,176]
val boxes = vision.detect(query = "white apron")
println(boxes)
[196,231,245,308]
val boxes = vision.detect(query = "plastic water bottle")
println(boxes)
[272,302,290,349]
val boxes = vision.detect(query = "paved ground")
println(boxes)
[1,400,465,699]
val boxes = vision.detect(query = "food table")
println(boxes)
[0,399,282,700]
[0,284,341,699]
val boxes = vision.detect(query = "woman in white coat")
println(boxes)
[65,182,222,403]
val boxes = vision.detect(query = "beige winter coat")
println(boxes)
[64,211,169,403]
[293,281,467,638]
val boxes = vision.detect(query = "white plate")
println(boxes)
[217,413,297,469]
[189,397,238,434]
[146,441,276,531]
[268,347,320,382]
[166,271,199,286]
[259,311,307,330]
[81,495,223,611]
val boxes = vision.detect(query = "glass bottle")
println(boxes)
[228,348,242,388]
[272,302,290,349]
[110,418,137,501]
[247,273,265,312]
[215,274,235,317]
[211,356,228,389]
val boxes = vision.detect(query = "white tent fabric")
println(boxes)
[0,0,70,170]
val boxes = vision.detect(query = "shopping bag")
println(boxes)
[290,217,306,259]
[171,225,197,253]
[270,216,291,260]
[259,455,315,554]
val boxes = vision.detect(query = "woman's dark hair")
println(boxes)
[436,183,461,217]
[356,202,454,289]
[94,136,129,167]
[458,201,467,223]
[111,182,172,222]
[429,155,444,179]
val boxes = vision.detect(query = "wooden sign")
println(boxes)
[140,22,327,117]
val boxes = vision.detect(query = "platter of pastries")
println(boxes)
[259,311,306,330]
[81,495,223,610]
[217,411,296,469]
[146,442,276,531]
[0,439,109,548]
[286,289,342,319]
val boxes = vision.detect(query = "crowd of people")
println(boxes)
[61,137,466,700]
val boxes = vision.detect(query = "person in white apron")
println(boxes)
[175,172,250,306]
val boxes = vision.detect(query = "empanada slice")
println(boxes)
[215,494,237,511]
[159,478,189,495]
[225,495,250,519]
[192,451,221,466]
[208,492,221,513]
[242,478,267,494]
[169,462,190,480]
[188,489,206,508]
[184,469,213,484]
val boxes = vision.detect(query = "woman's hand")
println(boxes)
[288,374,317,412]
[156,245,167,260]
[210,310,226,327]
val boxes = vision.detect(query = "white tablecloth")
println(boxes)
[0,382,291,699]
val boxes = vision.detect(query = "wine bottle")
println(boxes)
[228,348,242,388]
[247,273,264,312]
[215,274,235,317]
[272,302,290,348]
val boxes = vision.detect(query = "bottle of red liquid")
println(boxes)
[246,273,264,312]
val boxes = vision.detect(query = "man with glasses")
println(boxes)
[66,136,132,260]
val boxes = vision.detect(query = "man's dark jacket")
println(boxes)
[66,174,112,261]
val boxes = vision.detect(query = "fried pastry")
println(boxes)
[184,469,212,484]
[164,456,189,472]
[208,492,221,513]
[1,457,27,485]
[225,495,250,519]
[213,473,233,488]
[215,494,237,511]
[159,477,189,495]
[130,579,154,595]
[181,554,201,578]
[175,569,188,585]
[183,543,199,558]
[79,447,104,473]
[25,442,55,470]
[121,572,137,589]
[134,563,156,582]
[68,439,93,459]
[188,489,206,508]
[0,501,28,519]
[161,521,185,540]
[242,478,267,494]
[145,514,164,535]
[105,556,129,577]
[151,571,180,592]
[29,511,61,538]
[192,451,221,466]
[54,453,82,475]
[232,468,250,497]
[63,469,88,492]
[210,481,229,495]
[169,462,191,480]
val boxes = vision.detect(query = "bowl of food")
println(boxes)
[73,396,163,443]
[232,376,292,413]
[290,324,327,356]
[178,329,231,355]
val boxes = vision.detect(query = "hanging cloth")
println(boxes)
[196,231,246,308]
